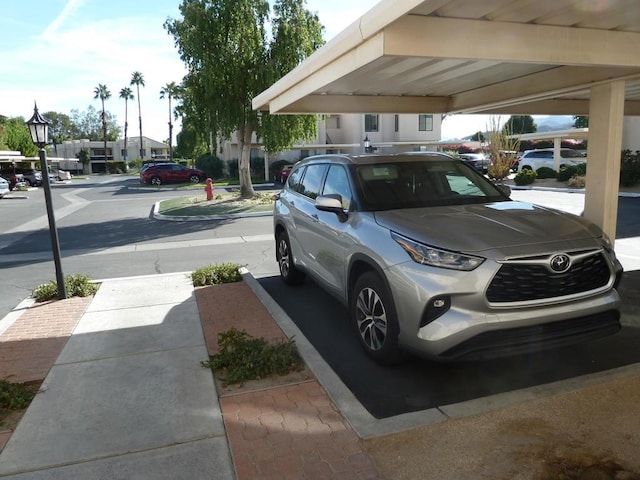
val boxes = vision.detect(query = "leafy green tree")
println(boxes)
[258,0,324,156]
[130,71,145,158]
[160,81,179,160]
[175,122,207,160]
[94,84,112,162]
[70,106,119,141]
[42,111,74,152]
[470,131,485,142]
[119,87,134,164]
[0,117,38,156]
[165,0,323,198]
[502,115,537,135]
[574,115,589,128]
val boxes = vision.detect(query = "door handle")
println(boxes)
[311,214,319,222]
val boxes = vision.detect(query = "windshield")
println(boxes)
[354,159,508,211]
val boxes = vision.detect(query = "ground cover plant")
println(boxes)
[191,263,243,287]
[201,328,302,386]
[32,274,99,302]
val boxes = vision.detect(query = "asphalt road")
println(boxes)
[0,175,278,319]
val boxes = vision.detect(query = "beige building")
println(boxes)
[54,137,170,173]
[218,113,443,164]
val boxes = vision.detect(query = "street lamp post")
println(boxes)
[26,102,67,299]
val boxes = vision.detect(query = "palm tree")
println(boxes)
[119,87,134,168]
[130,71,145,159]
[159,82,179,161]
[93,84,111,167]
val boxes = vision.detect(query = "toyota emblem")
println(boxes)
[550,254,571,273]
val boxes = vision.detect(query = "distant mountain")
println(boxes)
[458,115,577,140]
[534,115,575,132]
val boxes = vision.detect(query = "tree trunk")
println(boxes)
[238,126,255,199]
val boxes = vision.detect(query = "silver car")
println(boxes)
[273,153,623,364]
[0,176,9,198]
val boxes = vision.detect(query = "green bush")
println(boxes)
[514,169,537,186]
[32,274,99,302]
[535,167,557,179]
[620,150,640,187]
[557,165,578,182]
[0,379,37,412]
[195,153,225,180]
[201,328,302,386]
[191,263,242,287]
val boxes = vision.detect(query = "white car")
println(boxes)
[0,176,10,198]
[517,148,586,172]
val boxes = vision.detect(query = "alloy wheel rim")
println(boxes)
[356,287,387,351]
[278,239,290,277]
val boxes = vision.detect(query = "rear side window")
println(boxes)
[286,166,304,192]
[299,164,327,200]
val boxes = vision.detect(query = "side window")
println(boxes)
[322,165,352,210]
[299,164,327,200]
[286,166,304,192]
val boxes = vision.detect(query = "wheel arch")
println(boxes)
[347,254,396,311]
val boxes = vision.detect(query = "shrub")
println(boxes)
[568,175,586,188]
[557,165,578,182]
[620,149,640,187]
[514,169,537,186]
[32,274,99,302]
[201,328,302,386]
[535,167,557,179]
[0,379,37,412]
[195,153,225,180]
[191,263,242,287]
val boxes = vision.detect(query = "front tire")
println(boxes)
[351,272,404,365]
[151,176,162,186]
[276,231,305,285]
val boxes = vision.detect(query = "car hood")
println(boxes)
[374,201,602,257]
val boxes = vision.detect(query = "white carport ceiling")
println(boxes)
[253,0,640,116]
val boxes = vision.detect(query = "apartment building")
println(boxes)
[217,113,444,163]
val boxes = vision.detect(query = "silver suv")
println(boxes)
[273,153,622,364]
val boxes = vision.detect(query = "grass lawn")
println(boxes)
[158,191,277,216]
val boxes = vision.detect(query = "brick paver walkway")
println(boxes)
[196,281,383,479]
[0,296,91,451]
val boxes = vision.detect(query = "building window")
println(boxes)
[419,114,433,131]
[365,114,379,132]
[394,115,399,132]
[326,115,341,129]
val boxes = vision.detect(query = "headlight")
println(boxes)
[391,232,484,271]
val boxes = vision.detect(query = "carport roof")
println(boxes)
[253,0,640,116]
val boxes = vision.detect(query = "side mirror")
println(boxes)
[316,194,348,222]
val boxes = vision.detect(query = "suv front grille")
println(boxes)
[486,251,611,303]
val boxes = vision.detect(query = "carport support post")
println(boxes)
[584,81,625,245]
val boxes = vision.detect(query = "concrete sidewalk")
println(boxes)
[0,273,234,479]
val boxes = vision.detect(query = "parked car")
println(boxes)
[458,153,489,174]
[273,153,622,364]
[517,148,587,172]
[12,168,42,186]
[0,172,26,190]
[274,165,293,184]
[0,176,9,198]
[140,163,206,185]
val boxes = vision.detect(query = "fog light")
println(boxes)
[420,296,451,328]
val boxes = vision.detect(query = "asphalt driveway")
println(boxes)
[259,270,640,419]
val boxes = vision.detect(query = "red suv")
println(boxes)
[140,163,205,185]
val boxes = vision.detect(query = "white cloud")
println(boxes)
[42,0,86,39]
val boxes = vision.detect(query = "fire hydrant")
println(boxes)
[204,178,214,201]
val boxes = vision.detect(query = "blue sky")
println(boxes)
[0,0,495,143]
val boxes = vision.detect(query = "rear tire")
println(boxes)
[189,174,201,184]
[276,231,305,285]
[350,272,404,365]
